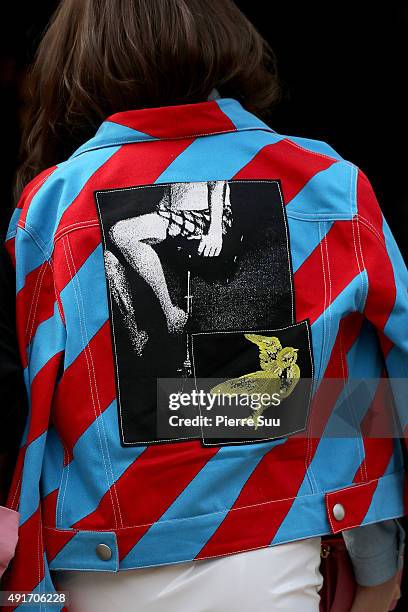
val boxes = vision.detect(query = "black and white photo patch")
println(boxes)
[95,179,313,446]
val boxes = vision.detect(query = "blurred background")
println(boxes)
[0,2,407,607]
[1,3,407,262]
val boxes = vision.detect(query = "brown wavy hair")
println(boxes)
[15,0,280,201]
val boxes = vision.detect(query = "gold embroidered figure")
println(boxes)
[210,334,301,429]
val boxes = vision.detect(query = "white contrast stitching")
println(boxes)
[318,222,327,382]
[95,179,283,196]
[48,509,403,568]
[349,167,368,482]
[322,223,332,379]
[7,168,55,241]
[62,236,121,528]
[57,435,71,529]
[25,170,55,204]
[305,222,328,491]
[95,180,302,446]
[25,262,47,339]
[10,473,22,511]
[357,216,384,244]
[94,193,134,447]
[65,235,123,528]
[54,220,100,242]
[283,137,342,164]
[354,182,369,482]
[15,226,65,324]
[276,181,295,322]
[190,321,306,337]
[42,472,399,531]
[191,320,314,446]
[303,320,317,493]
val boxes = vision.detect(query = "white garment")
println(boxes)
[52,537,323,612]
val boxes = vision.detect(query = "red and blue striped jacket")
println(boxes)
[2,97,408,608]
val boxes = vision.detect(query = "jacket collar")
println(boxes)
[69,98,274,159]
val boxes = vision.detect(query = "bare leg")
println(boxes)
[109,213,188,333]
[104,250,149,356]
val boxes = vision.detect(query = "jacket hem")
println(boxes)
[44,469,407,571]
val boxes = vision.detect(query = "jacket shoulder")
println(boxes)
[281,133,346,163]
[9,150,101,255]
[6,166,58,241]
[272,131,359,218]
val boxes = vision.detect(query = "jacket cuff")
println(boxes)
[342,519,405,587]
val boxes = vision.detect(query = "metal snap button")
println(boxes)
[332,503,345,521]
[96,543,112,561]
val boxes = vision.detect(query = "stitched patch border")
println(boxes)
[190,318,314,446]
[94,179,310,446]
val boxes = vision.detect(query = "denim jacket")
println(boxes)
[1,96,407,604]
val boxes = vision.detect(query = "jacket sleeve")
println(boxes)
[341,170,408,588]
[356,167,408,440]
[0,189,66,594]
[343,518,405,586]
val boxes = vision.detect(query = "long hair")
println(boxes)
[15,0,280,201]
